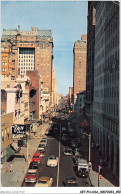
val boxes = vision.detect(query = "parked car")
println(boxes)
[63,147,72,156]
[45,129,50,135]
[42,137,47,141]
[73,149,82,157]
[29,161,38,167]
[72,155,83,165]
[63,176,78,187]
[37,150,45,157]
[28,164,38,173]
[61,134,68,142]
[70,141,79,149]
[25,171,38,183]
[47,155,58,167]
[32,153,41,163]
[40,139,47,146]
[35,176,53,187]
[38,143,46,151]
[53,127,60,135]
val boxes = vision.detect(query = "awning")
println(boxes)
[6,145,15,161]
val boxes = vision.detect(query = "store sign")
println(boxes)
[42,87,49,94]
[12,125,26,134]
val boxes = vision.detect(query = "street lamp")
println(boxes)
[83,132,91,162]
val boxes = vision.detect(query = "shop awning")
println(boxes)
[6,145,15,161]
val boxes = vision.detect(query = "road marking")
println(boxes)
[56,125,61,187]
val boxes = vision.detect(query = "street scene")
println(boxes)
[1,0,119,191]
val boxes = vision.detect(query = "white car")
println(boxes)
[47,155,58,167]
[35,176,53,187]
[40,139,47,146]
[37,143,45,151]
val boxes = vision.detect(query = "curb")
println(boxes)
[20,123,48,187]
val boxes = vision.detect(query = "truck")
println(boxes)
[75,158,89,178]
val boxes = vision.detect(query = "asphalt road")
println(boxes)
[22,119,91,187]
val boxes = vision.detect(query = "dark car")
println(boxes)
[72,155,83,165]
[75,168,89,178]
[29,161,38,167]
[63,147,72,156]
[70,141,79,149]
[61,134,68,142]
[53,127,60,134]
[63,177,78,187]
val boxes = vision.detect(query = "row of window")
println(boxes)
[94,70,119,86]
[94,118,118,136]
[2,67,7,72]
[2,56,7,60]
[19,59,34,62]
[19,55,34,58]
[94,86,119,99]
[94,101,119,117]
[2,62,7,66]
[19,63,34,66]
[21,67,34,70]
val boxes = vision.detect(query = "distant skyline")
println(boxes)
[1,1,88,96]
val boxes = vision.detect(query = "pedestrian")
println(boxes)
[10,162,13,173]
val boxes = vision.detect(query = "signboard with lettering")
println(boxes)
[42,87,49,94]
[12,125,26,135]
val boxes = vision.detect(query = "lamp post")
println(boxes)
[83,132,91,162]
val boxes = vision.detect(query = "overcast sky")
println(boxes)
[1,1,88,96]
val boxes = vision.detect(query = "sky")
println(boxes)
[1,0,88,96]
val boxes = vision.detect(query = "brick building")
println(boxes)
[1,48,9,76]
[73,34,87,103]
[1,26,53,95]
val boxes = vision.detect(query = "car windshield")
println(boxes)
[65,150,71,153]
[29,166,37,169]
[38,180,48,184]
[67,177,76,182]
[27,172,36,175]
[49,156,56,160]
[33,156,39,158]
[39,144,45,147]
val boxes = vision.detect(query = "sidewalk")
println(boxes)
[1,121,49,187]
[72,114,119,187]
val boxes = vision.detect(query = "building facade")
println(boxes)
[68,87,73,109]
[1,113,14,163]
[85,2,96,133]
[1,26,53,95]
[73,35,87,103]
[93,1,119,177]
[1,48,10,76]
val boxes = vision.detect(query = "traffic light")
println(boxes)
[99,175,102,180]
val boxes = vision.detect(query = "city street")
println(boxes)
[22,118,91,187]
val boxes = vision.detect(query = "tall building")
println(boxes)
[1,26,53,95]
[93,1,119,177]
[73,34,87,103]
[85,2,96,131]
[69,87,73,108]
[52,64,57,111]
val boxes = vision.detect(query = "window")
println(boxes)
[2,62,6,66]
[2,67,7,72]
